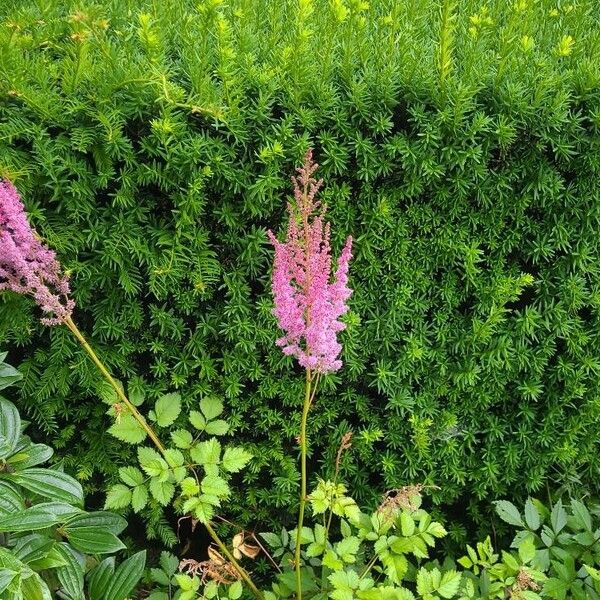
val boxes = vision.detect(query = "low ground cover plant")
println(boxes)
[0,352,145,600]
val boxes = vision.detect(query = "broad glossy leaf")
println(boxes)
[7,444,53,470]
[0,507,59,532]
[65,511,128,535]
[10,468,84,506]
[0,568,16,595]
[0,480,25,515]
[86,557,115,600]
[0,398,21,459]
[66,527,126,554]
[55,543,85,600]
[103,551,146,600]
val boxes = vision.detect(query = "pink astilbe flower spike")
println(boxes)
[268,150,353,374]
[0,180,74,325]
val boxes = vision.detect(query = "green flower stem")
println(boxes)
[206,522,263,600]
[65,317,166,454]
[64,317,262,598]
[295,368,313,600]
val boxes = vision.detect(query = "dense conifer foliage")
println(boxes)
[0,0,599,545]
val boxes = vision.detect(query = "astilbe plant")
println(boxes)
[267,150,352,600]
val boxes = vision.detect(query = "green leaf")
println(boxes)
[189,411,206,430]
[0,569,17,595]
[570,499,592,532]
[55,543,85,600]
[65,511,128,535]
[105,485,132,510]
[204,419,230,436]
[524,499,541,531]
[66,527,126,554]
[400,511,415,536]
[201,474,230,498]
[0,358,22,391]
[138,447,167,477]
[132,485,149,513]
[108,414,147,444]
[0,481,25,515]
[221,447,252,473]
[190,438,221,466]
[87,557,115,600]
[10,468,83,506]
[543,577,569,599]
[437,570,462,598]
[0,506,59,532]
[149,479,175,505]
[180,477,201,496]
[104,551,146,600]
[119,466,145,487]
[164,448,185,468]
[518,537,536,564]
[550,500,567,534]
[154,393,181,427]
[7,444,53,470]
[495,500,523,527]
[200,397,224,420]
[335,536,360,563]
[229,580,243,599]
[159,551,179,576]
[192,497,216,523]
[171,429,193,449]
[0,398,21,459]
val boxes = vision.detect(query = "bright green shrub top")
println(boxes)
[0,0,599,542]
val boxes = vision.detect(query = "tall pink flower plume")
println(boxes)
[0,180,74,325]
[268,150,352,374]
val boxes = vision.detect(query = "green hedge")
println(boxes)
[1,0,599,543]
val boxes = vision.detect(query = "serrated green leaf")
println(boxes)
[495,500,523,527]
[204,419,229,435]
[108,414,147,444]
[138,447,167,477]
[437,570,461,598]
[550,500,567,534]
[189,411,206,430]
[229,580,243,599]
[105,485,132,510]
[201,474,230,498]
[171,429,193,449]
[200,397,224,420]
[190,438,221,466]
[525,498,540,531]
[159,551,179,576]
[149,479,175,505]
[221,447,252,473]
[154,393,181,427]
[131,485,149,513]
[119,466,145,487]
